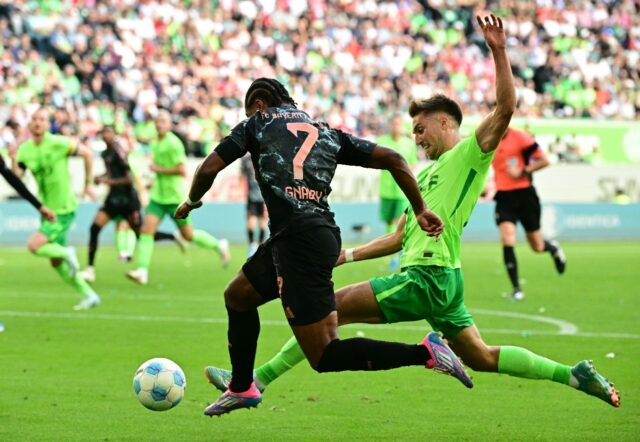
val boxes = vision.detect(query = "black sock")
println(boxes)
[315,338,429,373]
[248,229,254,243]
[543,240,557,254]
[503,246,519,289]
[154,231,174,242]
[88,223,101,266]
[226,306,260,392]
[258,228,265,243]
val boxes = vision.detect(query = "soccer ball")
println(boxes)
[133,358,186,411]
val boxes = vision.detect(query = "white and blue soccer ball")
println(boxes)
[133,358,186,411]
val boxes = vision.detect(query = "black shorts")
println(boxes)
[101,194,141,220]
[247,201,265,217]
[494,187,541,232]
[242,226,341,326]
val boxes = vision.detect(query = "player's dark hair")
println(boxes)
[409,94,463,126]
[244,78,297,110]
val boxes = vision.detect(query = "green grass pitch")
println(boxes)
[1,241,638,441]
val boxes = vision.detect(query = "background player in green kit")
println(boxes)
[205,15,620,408]
[79,126,182,283]
[1,152,56,330]
[12,108,100,310]
[376,114,418,271]
[126,110,230,285]
[377,113,418,233]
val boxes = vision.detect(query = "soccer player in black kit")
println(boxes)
[79,126,177,282]
[176,78,472,417]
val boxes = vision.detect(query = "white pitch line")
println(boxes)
[2,293,578,333]
[471,308,579,335]
[1,309,638,339]
[0,294,592,335]
[0,292,213,303]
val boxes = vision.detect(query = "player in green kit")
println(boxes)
[1,152,57,330]
[377,114,418,271]
[126,110,229,285]
[377,113,418,233]
[12,108,100,310]
[204,15,620,408]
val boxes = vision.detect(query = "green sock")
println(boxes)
[54,261,74,284]
[137,234,154,270]
[126,230,137,255]
[54,262,95,298]
[498,346,571,385]
[116,230,128,255]
[72,274,96,298]
[255,336,306,385]
[191,229,219,251]
[34,243,69,259]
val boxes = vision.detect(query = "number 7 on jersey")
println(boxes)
[287,122,319,180]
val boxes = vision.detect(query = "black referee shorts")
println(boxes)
[494,186,541,232]
[242,226,341,326]
[246,200,265,217]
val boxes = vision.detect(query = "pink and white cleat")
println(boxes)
[204,383,262,417]
[421,332,473,389]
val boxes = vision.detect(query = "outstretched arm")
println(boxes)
[0,156,56,221]
[474,14,516,153]
[336,215,406,266]
[174,152,228,219]
[366,146,443,238]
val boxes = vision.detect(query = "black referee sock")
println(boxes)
[248,229,254,243]
[226,305,260,392]
[259,228,265,243]
[503,246,520,290]
[315,338,429,373]
[154,231,174,242]
[543,240,557,254]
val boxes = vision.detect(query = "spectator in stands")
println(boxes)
[0,0,637,161]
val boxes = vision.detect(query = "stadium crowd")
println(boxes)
[0,0,638,159]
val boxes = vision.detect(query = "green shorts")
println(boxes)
[39,212,75,246]
[145,200,190,227]
[380,198,408,223]
[370,266,473,337]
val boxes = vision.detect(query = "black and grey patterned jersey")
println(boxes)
[101,143,137,204]
[240,154,264,204]
[215,107,375,234]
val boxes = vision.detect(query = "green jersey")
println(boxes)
[401,133,493,269]
[150,131,187,204]
[135,120,158,144]
[377,134,418,200]
[16,133,77,214]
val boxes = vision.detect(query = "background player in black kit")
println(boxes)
[79,126,177,282]
[240,153,267,257]
[176,78,474,417]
